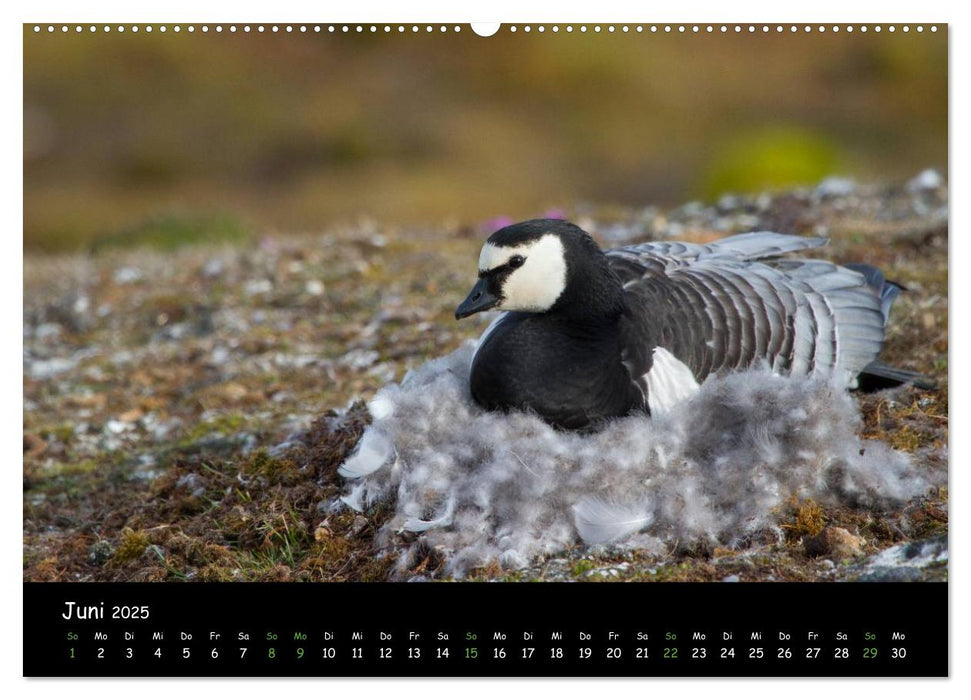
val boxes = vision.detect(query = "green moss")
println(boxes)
[110,528,151,565]
[91,212,252,253]
[781,497,827,540]
[699,126,840,199]
[240,449,301,480]
[888,426,922,452]
[571,559,598,577]
[194,565,231,582]
[40,423,77,443]
[184,413,248,443]
[44,460,99,477]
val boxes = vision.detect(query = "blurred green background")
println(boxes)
[24,25,947,252]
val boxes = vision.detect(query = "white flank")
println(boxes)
[337,429,392,478]
[645,347,700,416]
[479,234,567,312]
[573,497,654,544]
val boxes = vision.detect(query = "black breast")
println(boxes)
[469,313,644,430]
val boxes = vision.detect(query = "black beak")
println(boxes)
[455,278,500,319]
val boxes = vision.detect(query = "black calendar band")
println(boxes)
[23,581,947,677]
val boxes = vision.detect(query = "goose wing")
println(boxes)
[613,230,828,263]
[608,232,889,409]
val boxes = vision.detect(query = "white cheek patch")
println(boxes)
[478,242,506,272]
[479,234,567,313]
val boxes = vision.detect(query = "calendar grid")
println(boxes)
[24,582,947,677]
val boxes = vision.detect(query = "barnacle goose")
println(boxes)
[455,219,930,430]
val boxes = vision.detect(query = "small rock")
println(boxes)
[155,322,188,340]
[100,435,123,451]
[721,574,740,583]
[218,383,249,403]
[815,176,856,198]
[176,473,202,490]
[88,540,114,566]
[305,279,325,296]
[203,258,225,278]
[67,392,107,410]
[860,535,947,576]
[314,521,333,542]
[23,433,47,459]
[665,221,685,238]
[906,168,944,193]
[859,566,924,582]
[244,279,274,296]
[145,415,180,442]
[117,408,144,424]
[679,200,706,216]
[716,194,741,212]
[585,563,624,578]
[105,419,132,434]
[804,526,866,559]
[240,433,259,455]
[72,294,90,316]
[340,349,379,371]
[368,363,397,384]
[209,346,230,365]
[599,223,644,244]
[28,357,77,380]
[348,515,369,537]
[112,267,142,284]
[35,322,63,340]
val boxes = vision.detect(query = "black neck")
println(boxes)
[548,238,628,326]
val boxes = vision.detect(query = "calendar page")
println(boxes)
[23,21,948,677]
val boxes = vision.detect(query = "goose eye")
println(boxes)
[509,255,525,268]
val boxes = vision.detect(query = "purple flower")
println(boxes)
[479,216,515,233]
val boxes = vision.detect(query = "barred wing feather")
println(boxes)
[609,233,888,401]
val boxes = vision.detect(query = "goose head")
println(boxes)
[456,219,618,320]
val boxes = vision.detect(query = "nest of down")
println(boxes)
[334,342,938,578]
